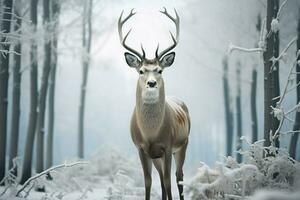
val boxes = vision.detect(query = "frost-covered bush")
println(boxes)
[89,146,144,187]
[0,158,23,198]
[44,146,145,199]
[99,147,160,200]
[183,137,300,199]
[0,146,146,200]
[105,170,150,200]
[105,169,161,200]
[53,146,149,199]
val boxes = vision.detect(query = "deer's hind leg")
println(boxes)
[153,158,166,200]
[173,141,188,200]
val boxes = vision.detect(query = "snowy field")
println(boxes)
[1,142,300,200]
[0,147,184,200]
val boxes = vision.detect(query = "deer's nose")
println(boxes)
[147,80,157,88]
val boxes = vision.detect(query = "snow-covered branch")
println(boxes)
[269,50,300,143]
[273,82,300,100]
[229,1,292,57]
[265,0,288,38]
[228,43,263,54]
[271,118,284,143]
[277,51,300,106]
[16,161,89,197]
[0,49,21,57]
[270,36,297,72]
[281,130,300,135]
[276,0,288,20]
[0,158,20,197]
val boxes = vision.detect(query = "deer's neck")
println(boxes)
[136,82,166,136]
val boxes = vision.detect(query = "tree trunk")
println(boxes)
[0,0,13,183]
[272,0,280,148]
[46,0,60,170]
[251,14,260,143]
[263,0,280,148]
[36,0,51,174]
[20,0,39,184]
[223,57,234,156]
[236,61,242,163]
[8,3,22,177]
[251,68,258,143]
[78,0,93,158]
[289,10,300,160]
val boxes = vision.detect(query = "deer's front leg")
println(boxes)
[139,148,152,200]
[163,151,172,200]
[153,159,166,200]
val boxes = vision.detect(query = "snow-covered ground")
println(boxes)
[1,141,300,200]
[183,138,300,200]
[0,147,183,200]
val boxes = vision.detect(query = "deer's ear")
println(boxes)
[124,52,141,68]
[159,52,175,68]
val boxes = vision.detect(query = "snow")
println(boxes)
[1,141,300,200]
[272,106,284,121]
[271,18,280,33]
[1,143,300,200]
[228,42,263,54]
[183,138,300,200]
[258,40,266,51]
[0,147,166,200]
[249,190,300,200]
[281,52,288,63]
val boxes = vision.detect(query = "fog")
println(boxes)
[10,0,300,170]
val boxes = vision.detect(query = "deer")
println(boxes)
[118,8,190,200]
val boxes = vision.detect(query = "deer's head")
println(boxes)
[118,8,180,104]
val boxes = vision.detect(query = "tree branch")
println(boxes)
[228,43,263,54]
[16,161,89,197]
[270,36,297,72]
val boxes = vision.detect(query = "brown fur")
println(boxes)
[130,79,190,200]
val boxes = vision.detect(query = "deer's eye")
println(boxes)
[158,70,163,74]
[139,70,144,75]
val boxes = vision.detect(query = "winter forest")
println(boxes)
[1,0,300,199]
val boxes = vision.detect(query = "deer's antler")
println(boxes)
[155,7,180,60]
[118,9,145,60]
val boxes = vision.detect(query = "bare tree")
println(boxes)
[251,14,261,143]
[263,0,280,148]
[8,1,22,177]
[20,0,38,184]
[251,68,258,143]
[36,0,51,176]
[46,0,60,170]
[78,0,93,158]
[272,0,280,148]
[223,56,234,156]
[0,0,13,183]
[229,1,296,154]
[236,61,242,163]
[289,10,300,160]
